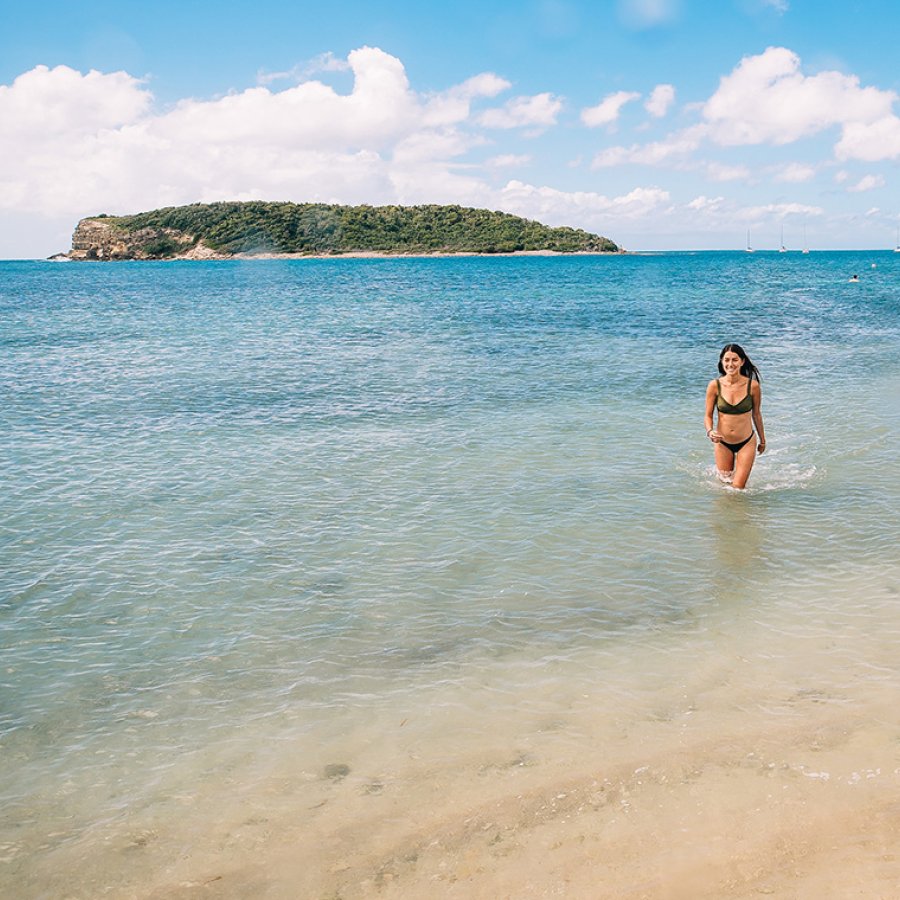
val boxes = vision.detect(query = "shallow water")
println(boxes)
[1,253,898,897]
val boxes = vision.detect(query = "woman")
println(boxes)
[704,343,766,489]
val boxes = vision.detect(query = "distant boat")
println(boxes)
[746,229,754,253]
[895,226,900,252]
[802,225,809,254]
[779,224,787,253]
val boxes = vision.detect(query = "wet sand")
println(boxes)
[16,574,898,900]
[142,691,899,899]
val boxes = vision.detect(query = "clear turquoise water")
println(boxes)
[1,253,899,892]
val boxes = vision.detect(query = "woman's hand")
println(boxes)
[707,428,721,443]
[757,439,766,454]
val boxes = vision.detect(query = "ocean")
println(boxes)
[2,253,899,898]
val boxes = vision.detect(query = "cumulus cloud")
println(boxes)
[588,47,900,178]
[499,180,670,222]
[484,154,531,168]
[591,125,704,167]
[847,174,884,192]
[706,162,750,181]
[478,92,563,130]
[257,51,350,86]
[775,162,816,182]
[687,195,725,211]
[743,201,823,219]
[644,84,675,118]
[835,115,900,161]
[679,194,823,234]
[424,73,511,127]
[0,48,530,221]
[703,46,898,147]
[0,64,150,137]
[581,90,641,128]
[0,48,438,217]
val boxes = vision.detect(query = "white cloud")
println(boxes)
[678,195,823,234]
[743,201,824,219]
[687,195,725,211]
[392,129,484,165]
[591,125,704,167]
[424,73,511,127]
[581,90,641,128]
[774,162,816,182]
[500,180,670,222]
[484,154,531,168]
[157,47,420,151]
[257,51,350,86]
[645,84,675,118]
[703,46,898,147]
[0,64,150,137]
[601,47,900,175]
[706,162,750,181]
[0,48,520,220]
[835,116,900,161]
[847,174,885,192]
[478,93,563,130]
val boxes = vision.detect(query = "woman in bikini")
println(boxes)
[704,343,766,489]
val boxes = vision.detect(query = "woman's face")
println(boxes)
[721,350,744,375]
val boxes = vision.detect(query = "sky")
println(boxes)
[2,0,900,257]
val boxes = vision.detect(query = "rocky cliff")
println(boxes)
[67,218,224,260]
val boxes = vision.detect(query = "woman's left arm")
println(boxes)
[752,382,766,453]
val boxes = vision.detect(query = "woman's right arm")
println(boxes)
[704,381,719,442]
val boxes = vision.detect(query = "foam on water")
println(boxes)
[1,252,899,897]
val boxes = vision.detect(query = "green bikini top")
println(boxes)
[716,377,753,414]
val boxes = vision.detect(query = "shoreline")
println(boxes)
[50,248,627,262]
[41,248,900,262]
[9,574,899,899]
[233,248,626,260]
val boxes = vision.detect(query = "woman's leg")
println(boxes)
[713,442,735,482]
[731,439,758,489]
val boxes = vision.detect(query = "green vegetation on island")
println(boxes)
[73,201,619,259]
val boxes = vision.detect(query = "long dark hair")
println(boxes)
[718,343,761,382]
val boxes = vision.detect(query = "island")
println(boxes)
[62,201,620,260]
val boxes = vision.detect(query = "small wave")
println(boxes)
[694,462,819,493]
[751,464,819,492]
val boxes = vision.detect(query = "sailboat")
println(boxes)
[779,224,787,253]
[894,225,900,253]
[745,229,754,253]
[802,225,809,254]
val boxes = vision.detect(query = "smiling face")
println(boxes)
[720,349,745,377]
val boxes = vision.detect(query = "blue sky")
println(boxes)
[2,0,900,256]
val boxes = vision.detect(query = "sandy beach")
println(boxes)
[156,601,900,899]
[17,571,899,899]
